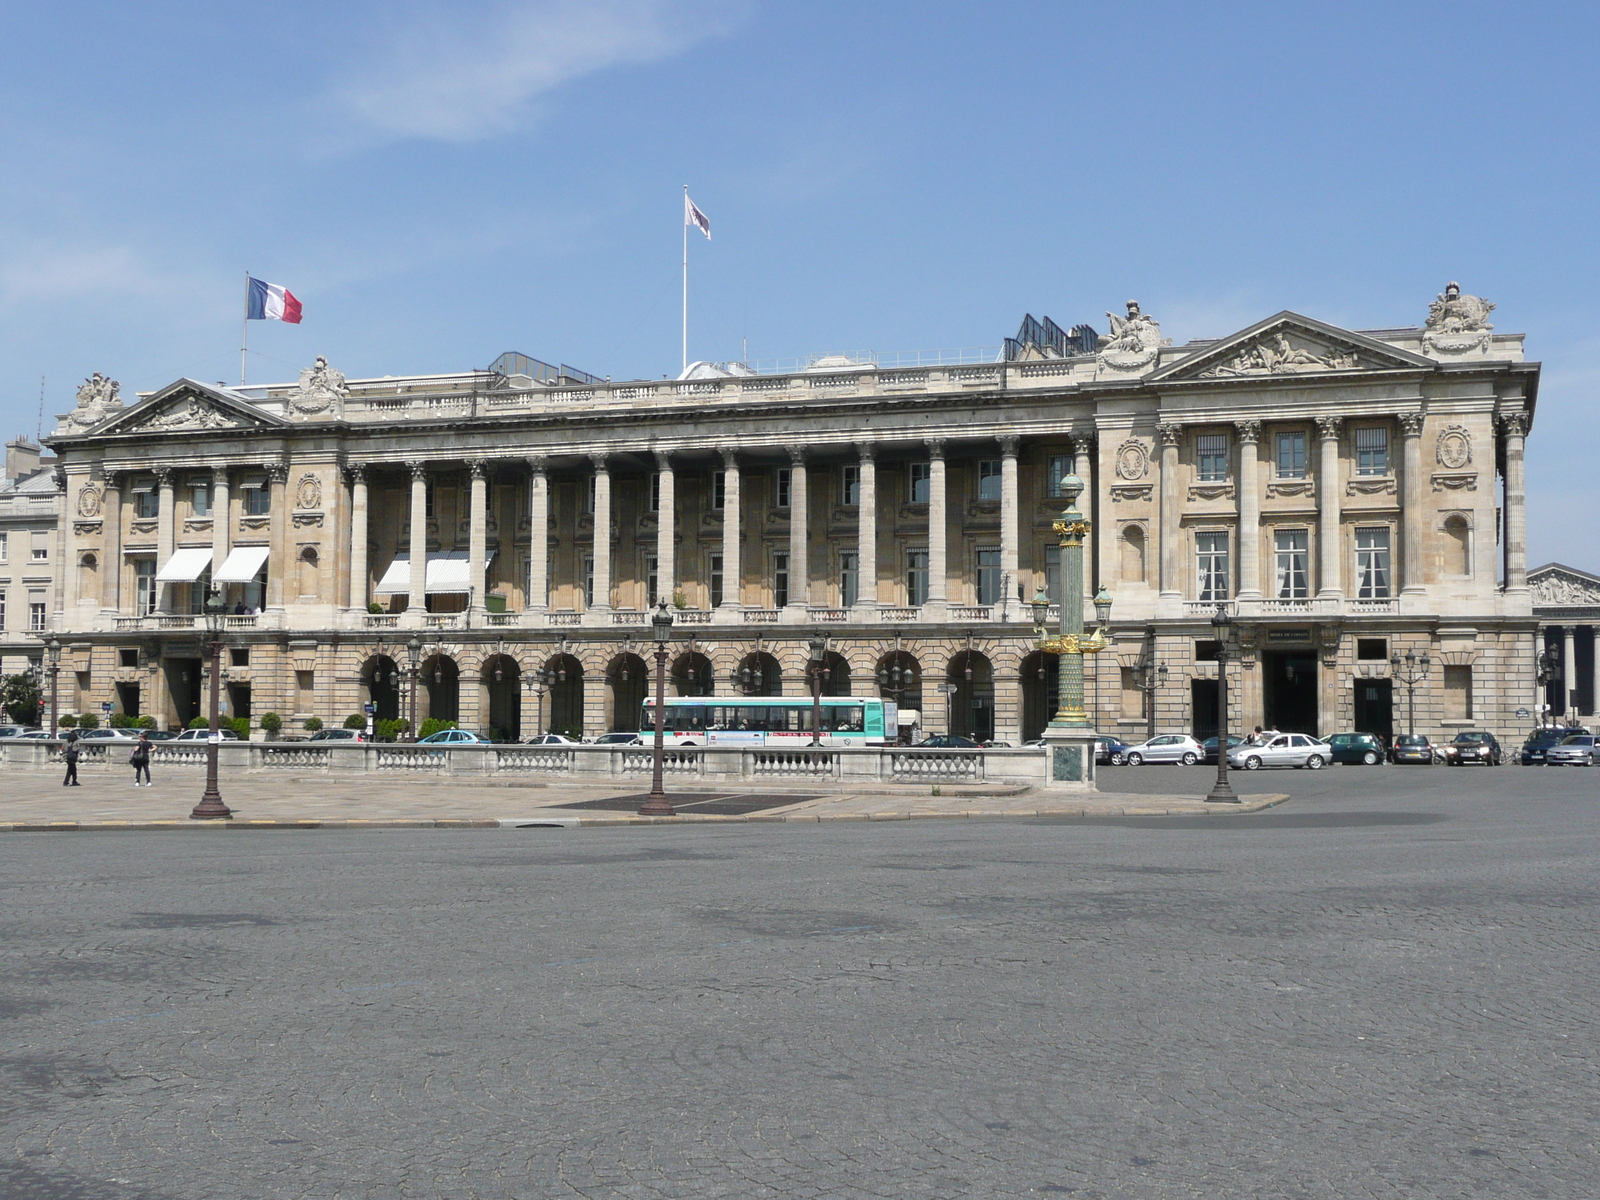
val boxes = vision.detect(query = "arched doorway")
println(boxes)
[482,654,521,742]
[1020,650,1059,742]
[819,651,851,696]
[672,650,715,696]
[422,654,460,725]
[733,651,782,696]
[875,650,921,743]
[608,653,648,731]
[546,653,584,737]
[362,654,401,722]
[947,650,994,742]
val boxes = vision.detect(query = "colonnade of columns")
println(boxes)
[1543,624,1600,718]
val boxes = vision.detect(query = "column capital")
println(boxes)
[1234,419,1261,444]
[153,466,174,487]
[718,445,739,469]
[998,435,1020,457]
[212,463,234,484]
[653,449,673,470]
[788,445,807,466]
[526,454,547,476]
[1500,412,1528,439]
[1071,434,1095,456]
[589,451,609,471]
[102,469,124,491]
[266,461,290,485]
[1157,423,1182,448]
[468,459,488,480]
[1399,412,1425,437]
[924,438,945,460]
[406,460,428,482]
[342,461,366,486]
[855,442,875,462]
[1314,415,1343,440]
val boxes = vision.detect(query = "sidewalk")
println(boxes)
[0,762,1287,830]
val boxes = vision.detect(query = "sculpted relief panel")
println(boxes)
[1114,439,1150,481]
[1436,424,1472,469]
[1198,332,1359,378]
[1531,571,1600,606]
[288,355,348,419]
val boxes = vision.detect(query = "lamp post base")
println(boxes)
[1040,727,1099,791]
[189,794,233,820]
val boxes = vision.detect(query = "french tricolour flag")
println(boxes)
[247,276,302,323]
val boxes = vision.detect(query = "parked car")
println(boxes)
[174,728,241,741]
[591,732,643,746]
[1123,734,1205,766]
[916,735,980,749]
[1389,733,1437,765]
[1228,732,1330,771]
[1443,731,1502,766]
[524,732,583,745]
[1520,727,1586,765]
[75,727,141,741]
[17,730,56,739]
[1096,736,1134,765]
[979,740,1013,749]
[0,725,34,738]
[1546,734,1600,766]
[309,728,367,742]
[1200,735,1246,765]
[417,729,491,745]
[1324,732,1388,765]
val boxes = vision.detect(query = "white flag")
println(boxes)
[685,193,711,240]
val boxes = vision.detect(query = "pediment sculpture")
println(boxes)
[287,355,348,418]
[63,372,124,430]
[1096,300,1163,373]
[1198,331,1359,378]
[132,396,246,433]
[1422,282,1495,355]
[1531,571,1600,606]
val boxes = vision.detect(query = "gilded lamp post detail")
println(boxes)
[1031,473,1112,787]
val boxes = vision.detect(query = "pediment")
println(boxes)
[92,379,285,436]
[1150,312,1436,384]
[1529,563,1600,607]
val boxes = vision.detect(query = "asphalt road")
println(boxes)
[3,766,1597,1199]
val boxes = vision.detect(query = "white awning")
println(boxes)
[213,545,271,584]
[155,547,213,583]
[371,551,491,596]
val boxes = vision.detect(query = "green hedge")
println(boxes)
[303,716,323,732]
[418,717,457,740]
[343,713,367,729]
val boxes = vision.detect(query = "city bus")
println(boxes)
[640,696,898,747]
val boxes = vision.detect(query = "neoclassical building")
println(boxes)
[1,436,62,679]
[40,285,1540,745]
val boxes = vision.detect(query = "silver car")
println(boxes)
[1123,734,1205,766]
[1229,733,1330,771]
[1546,735,1599,766]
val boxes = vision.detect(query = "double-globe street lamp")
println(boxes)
[190,586,233,820]
[45,636,61,738]
[807,632,830,745]
[1535,643,1562,727]
[875,648,918,745]
[1390,648,1432,737]
[638,599,676,817]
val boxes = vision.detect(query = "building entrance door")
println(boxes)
[1353,678,1393,741]
[1262,651,1318,734]
[165,658,203,728]
[1190,678,1219,742]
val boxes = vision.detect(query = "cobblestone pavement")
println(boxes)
[2,769,1597,1198]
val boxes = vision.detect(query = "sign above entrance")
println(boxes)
[1266,629,1312,643]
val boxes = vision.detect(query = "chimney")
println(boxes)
[5,436,41,482]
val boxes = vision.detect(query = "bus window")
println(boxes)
[831,705,864,732]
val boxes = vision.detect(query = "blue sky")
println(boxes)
[2,1,1596,564]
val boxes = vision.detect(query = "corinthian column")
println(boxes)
[786,447,809,614]
[1000,436,1020,607]
[346,463,367,612]
[101,472,122,615]
[1073,435,1095,595]
[155,467,175,612]
[927,439,947,612]
[1235,421,1261,599]
[468,460,489,615]
[1400,413,1425,595]
[654,451,676,606]
[1157,424,1181,599]
[525,457,548,618]
[590,453,612,613]
[407,461,427,615]
[855,444,877,611]
[266,462,288,612]
[1315,417,1343,598]
[719,447,741,612]
[1501,413,1528,592]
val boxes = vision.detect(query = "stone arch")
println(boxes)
[947,649,995,742]
[1119,524,1146,583]
[607,652,649,732]
[733,651,782,696]
[421,652,460,725]
[873,649,922,740]
[1019,650,1059,742]
[671,650,715,697]
[544,653,584,737]
[818,650,852,696]
[480,653,521,741]
[360,653,402,723]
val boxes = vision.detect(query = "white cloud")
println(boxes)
[339,0,742,142]
[0,244,185,307]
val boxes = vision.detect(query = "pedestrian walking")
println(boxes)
[130,731,152,787]
[62,730,81,787]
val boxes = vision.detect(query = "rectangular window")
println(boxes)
[0,531,7,561]
[1047,455,1071,497]
[1197,433,1229,482]
[773,552,790,608]
[1355,527,1392,598]
[776,468,791,509]
[1355,427,1389,476]
[976,547,1001,605]
[582,555,594,608]
[1197,531,1230,601]
[425,479,436,519]
[120,648,140,668]
[135,560,157,616]
[646,554,659,606]
[585,475,596,514]
[840,551,858,607]
[0,588,6,630]
[649,473,661,512]
[1044,545,1060,603]
[134,488,159,519]
[230,648,250,667]
[31,531,48,561]
[1356,638,1388,661]
[1276,432,1307,478]
[711,471,726,510]
[978,460,1002,501]
[29,591,47,632]
[241,485,270,516]
[710,553,724,608]
[841,465,859,506]
[906,549,929,606]
[1274,529,1309,599]
[910,463,931,504]
[1443,665,1473,720]
[191,481,210,517]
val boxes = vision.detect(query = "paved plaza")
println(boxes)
[2,766,1597,1198]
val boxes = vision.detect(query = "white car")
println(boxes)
[1229,733,1330,771]
[174,727,241,741]
[524,733,583,745]
[591,732,644,746]
[1123,734,1205,766]
[74,727,141,741]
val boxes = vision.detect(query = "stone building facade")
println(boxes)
[0,436,62,679]
[1530,562,1600,725]
[40,287,1540,745]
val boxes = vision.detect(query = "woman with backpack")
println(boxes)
[62,730,81,786]
[130,731,152,787]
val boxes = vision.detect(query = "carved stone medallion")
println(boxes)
[1436,424,1472,470]
[295,474,323,510]
[76,482,102,518]
[1115,440,1150,481]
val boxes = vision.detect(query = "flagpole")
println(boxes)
[681,185,688,374]
[241,272,251,386]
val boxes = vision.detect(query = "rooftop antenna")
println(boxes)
[36,375,44,439]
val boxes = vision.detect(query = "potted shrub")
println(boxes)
[229,716,251,739]
[259,712,284,740]
[343,714,367,729]
[136,715,157,731]
[58,714,79,730]
[303,716,323,733]
[187,716,209,730]
[77,712,100,730]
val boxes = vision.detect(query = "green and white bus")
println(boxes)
[640,696,898,747]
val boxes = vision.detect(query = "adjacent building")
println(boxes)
[38,285,1540,745]
[0,436,62,678]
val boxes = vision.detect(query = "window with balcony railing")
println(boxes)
[1197,531,1229,601]
[1275,529,1309,599]
[1355,527,1391,598]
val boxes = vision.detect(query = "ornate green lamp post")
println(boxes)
[1029,473,1112,787]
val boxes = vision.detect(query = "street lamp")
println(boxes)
[189,587,232,820]
[1535,643,1562,727]
[523,663,559,737]
[45,637,61,739]
[1390,649,1432,737]
[876,644,919,746]
[638,599,676,816]
[731,633,766,695]
[1206,605,1238,804]
[1135,648,1171,742]
[807,631,830,745]
[405,635,422,741]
